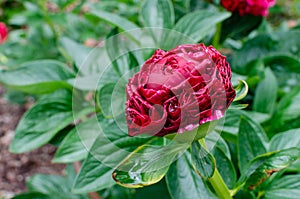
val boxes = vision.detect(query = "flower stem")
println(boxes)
[208,167,232,199]
[199,139,232,199]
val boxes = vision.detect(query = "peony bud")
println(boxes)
[221,0,276,16]
[125,44,236,137]
[0,22,8,44]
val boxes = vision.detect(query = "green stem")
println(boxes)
[209,169,233,199]
[212,22,222,49]
[38,0,59,42]
[199,139,232,199]
[256,191,265,199]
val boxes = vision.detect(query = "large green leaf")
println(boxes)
[166,152,217,199]
[206,131,231,159]
[264,55,300,93]
[59,37,91,68]
[27,166,88,199]
[232,30,300,74]
[53,117,100,163]
[0,60,75,94]
[218,109,269,143]
[105,29,140,76]
[112,138,188,188]
[270,86,300,134]
[269,128,300,151]
[212,147,237,189]
[69,67,119,91]
[141,0,174,29]
[173,10,230,42]
[9,90,80,153]
[238,117,268,172]
[90,9,141,43]
[220,13,262,42]
[237,148,300,189]
[74,46,110,76]
[191,141,216,179]
[72,153,116,193]
[12,193,49,199]
[96,83,116,118]
[133,179,171,199]
[264,174,300,199]
[67,46,120,91]
[276,86,300,120]
[100,184,135,199]
[73,115,151,193]
[253,68,277,114]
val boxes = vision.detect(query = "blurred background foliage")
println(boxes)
[0,0,300,199]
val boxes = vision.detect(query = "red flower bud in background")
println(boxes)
[221,0,276,16]
[125,44,236,137]
[0,22,8,44]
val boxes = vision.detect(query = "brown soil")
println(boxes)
[0,86,65,198]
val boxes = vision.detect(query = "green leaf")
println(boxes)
[166,152,217,199]
[191,141,216,179]
[287,159,300,172]
[212,147,237,189]
[73,115,151,193]
[59,37,91,68]
[218,109,269,143]
[67,47,120,91]
[206,131,231,159]
[101,184,135,199]
[112,138,188,188]
[233,80,249,102]
[229,104,249,110]
[53,117,100,163]
[270,128,300,151]
[133,180,171,199]
[174,10,230,42]
[234,190,256,199]
[232,30,300,74]
[74,46,111,76]
[141,0,174,29]
[238,117,268,172]
[0,60,75,94]
[68,67,119,91]
[105,29,140,76]
[216,109,243,141]
[73,153,116,193]
[246,111,271,124]
[90,9,141,43]
[9,90,76,153]
[264,55,300,92]
[253,68,277,114]
[27,166,88,199]
[96,83,115,118]
[270,86,300,133]
[12,192,49,199]
[237,148,300,188]
[264,174,300,199]
[220,13,262,42]
[276,86,300,121]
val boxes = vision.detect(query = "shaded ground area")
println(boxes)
[0,86,65,198]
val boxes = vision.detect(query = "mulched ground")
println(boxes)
[0,86,65,198]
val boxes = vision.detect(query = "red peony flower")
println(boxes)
[221,0,276,16]
[0,22,8,44]
[125,44,236,137]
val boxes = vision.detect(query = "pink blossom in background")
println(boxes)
[0,22,8,44]
[221,0,276,16]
